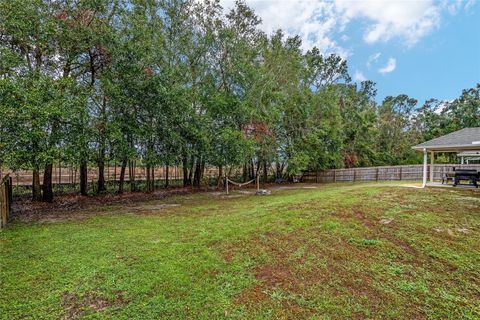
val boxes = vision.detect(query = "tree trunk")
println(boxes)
[97,96,107,194]
[188,155,194,186]
[32,168,42,201]
[165,164,169,188]
[250,159,255,180]
[243,163,247,182]
[276,162,283,180]
[42,163,53,202]
[217,165,223,189]
[129,160,136,192]
[151,165,155,191]
[193,158,201,188]
[263,161,268,183]
[118,159,127,194]
[182,155,189,187]
[200,159,205,182]
[97,160,105,193]
[146,165,152,193]
[80,160,88,195]
[97,140,106,193]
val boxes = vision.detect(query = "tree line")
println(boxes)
[0,0,479,202]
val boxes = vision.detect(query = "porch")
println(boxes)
[412,127,480,188]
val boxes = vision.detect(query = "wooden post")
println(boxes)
[353,169,356,182]
[0,176,10,229]
[399,167,403,180]
[256,174,260,192]
[422,149,428,188]
[375,168,379,181]
[430,151,434,183]
[333,170,336,182]
[8,177,12,213]
[226,175,229,195]
[0,181,7,228]
[1,182,4,228]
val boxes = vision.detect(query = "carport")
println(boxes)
[412,127,480,188]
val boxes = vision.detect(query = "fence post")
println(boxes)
[333,170,336,183]
[226,175,229,195]
[2,184,5,228]
[375,168,379,181]
[8,177,12,213]
[0,182,4,228]
[0,175,11,229]
[353,169,356,182]
[399,167,403,180]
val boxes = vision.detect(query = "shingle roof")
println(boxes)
[413,127,480,151]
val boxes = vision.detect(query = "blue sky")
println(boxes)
[345,1,480,104]
[222,0,480,105]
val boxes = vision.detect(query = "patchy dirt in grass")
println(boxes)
[229,228,395,318]
[11,182,293,222]
[227,187,480,318]
[10,182,423,223]
[379,218,394,225]
[276,185,318,190]
[11,187,205,222]
[128,203,181,215]
[62,291,128,319]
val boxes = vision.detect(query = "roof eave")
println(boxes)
[412,144,480,152]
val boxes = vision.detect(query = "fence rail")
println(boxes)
[0,175,13,228]
[4,163,480,187]
[0,165,221,187]
[302,164,480,183]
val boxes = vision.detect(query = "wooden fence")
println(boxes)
[0,175,13,229]
[4,163,480,187]
[302,164,480,183]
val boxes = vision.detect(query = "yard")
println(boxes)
[1,183,479,319]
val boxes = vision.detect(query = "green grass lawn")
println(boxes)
[1,183,479,319]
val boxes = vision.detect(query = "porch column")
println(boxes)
[422,148,428,188]
[430,151,434,183]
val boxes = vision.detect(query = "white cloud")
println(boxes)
[378,58,397,74]
[434,100,452,114]
[220,0,347,55]
[440,0,475,15]
[335,0,441,46]
[220,0,470,55]
[366,52,381,69]
[353,70,367,81]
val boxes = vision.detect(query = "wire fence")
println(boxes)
[0,165,221,187]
